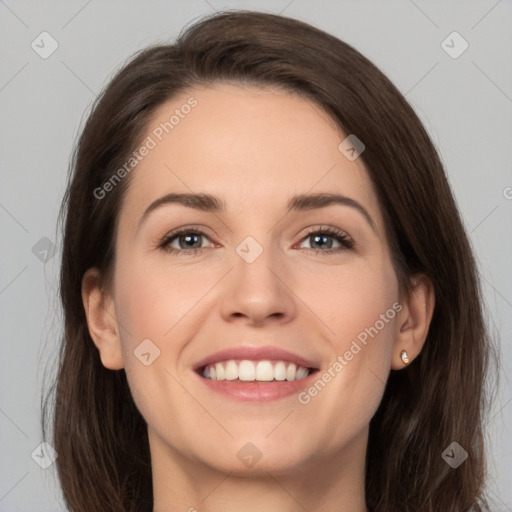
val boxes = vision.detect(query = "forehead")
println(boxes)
[119,83,381,231]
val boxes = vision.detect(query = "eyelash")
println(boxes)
[158,225,354,257]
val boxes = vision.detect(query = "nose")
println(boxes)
[219,241,297,327]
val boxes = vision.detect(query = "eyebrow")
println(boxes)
[137,192,376,232]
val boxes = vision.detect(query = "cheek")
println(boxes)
[113,254,206,344]
[298,258,399,424]
[112,257,196,429]
[112,252,221,405]
[304,254,399,351]
[332,277,398,356]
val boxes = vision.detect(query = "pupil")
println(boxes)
[181,234,200,248]
[313,234,332,249]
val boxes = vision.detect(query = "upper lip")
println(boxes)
[193,346,319,371]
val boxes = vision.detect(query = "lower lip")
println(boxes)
[196,371,318,402]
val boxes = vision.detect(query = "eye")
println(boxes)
[297,226,354,255]
[158,225,354,256]
[159,227,214,256]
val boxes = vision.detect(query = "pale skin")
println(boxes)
[82,83,435,512]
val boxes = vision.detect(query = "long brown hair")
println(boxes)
[43,10,496,511]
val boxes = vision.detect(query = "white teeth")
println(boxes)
[274,361,287,381]
[202,359,311,382]
[286,363,297,381]
[255,361,274,381]
[225,360,238,380]
[215,362,225,380]
[296,366,309,380]
[239,360,256,381]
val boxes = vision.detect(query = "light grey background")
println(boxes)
[1,1,511,510]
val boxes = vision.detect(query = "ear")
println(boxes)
[391,274,435,370]
[81,268,124,370]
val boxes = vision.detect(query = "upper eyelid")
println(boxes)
[162,225,350,238]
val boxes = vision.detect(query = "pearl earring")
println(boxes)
[400,350,410,365]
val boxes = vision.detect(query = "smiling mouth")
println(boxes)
[198,359,318,382]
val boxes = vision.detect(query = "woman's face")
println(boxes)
[105,83,405,475]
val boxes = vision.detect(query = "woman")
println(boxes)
[43,10,494,512]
